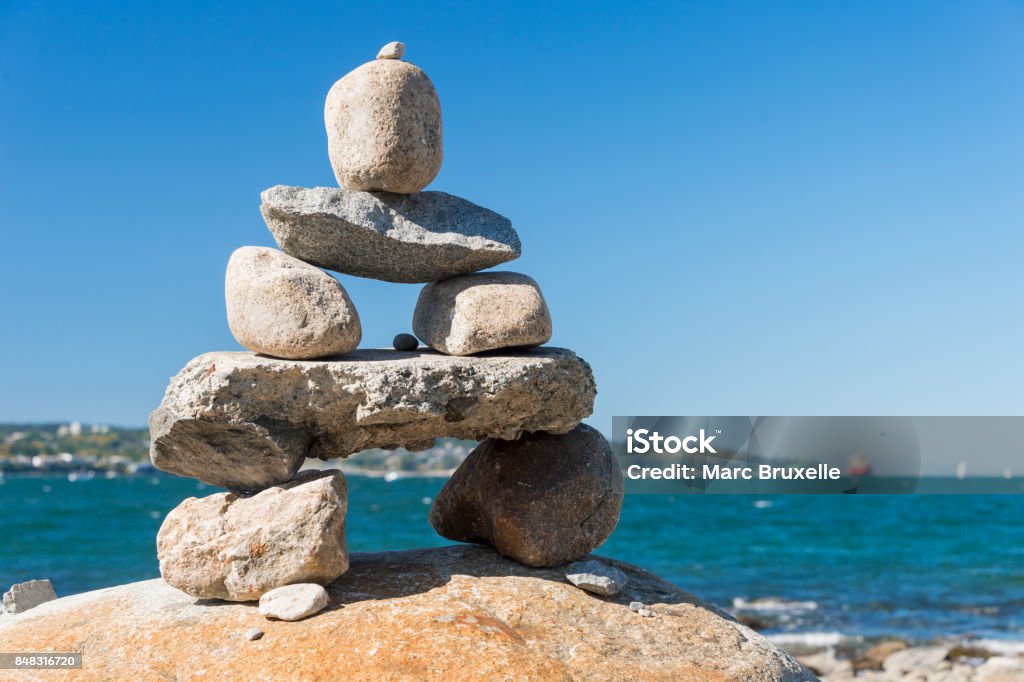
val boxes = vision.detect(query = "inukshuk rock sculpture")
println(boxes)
[149,42,624,606]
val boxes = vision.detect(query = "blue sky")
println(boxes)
[2,1,1023,435]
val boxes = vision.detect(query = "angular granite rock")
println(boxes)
[258,584,329,621]
[565,559,629,596]
[2,579,57,614]
[225,246,361,360]
[260,185,520,283]
[150,348,595,492]
[376,41,404,60]
[0,546,815,681]
[413,272,552,355]
[157,470,348,601]
[430,424,623,567]
[325,49,442,194]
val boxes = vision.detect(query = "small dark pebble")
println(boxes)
[393,333,419,351]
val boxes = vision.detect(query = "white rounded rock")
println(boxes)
[259,583,329,621]
[324,47,442,194]
[376,41,405,59]
[413,272,552,356]
[225,246,361,360]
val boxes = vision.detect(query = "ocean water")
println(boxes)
[1,474,1022,652]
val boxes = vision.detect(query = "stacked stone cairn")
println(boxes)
[149,42,625,617]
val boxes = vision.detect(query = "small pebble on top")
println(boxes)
[377,41,405,60]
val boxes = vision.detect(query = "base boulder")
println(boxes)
[0,545,813,681]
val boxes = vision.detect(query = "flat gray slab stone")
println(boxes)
[260,185,521,283]
[149,348,595,492]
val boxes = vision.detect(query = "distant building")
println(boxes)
[57,421,83,438]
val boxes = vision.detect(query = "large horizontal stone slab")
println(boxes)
[149,348,595,492]
[260,185,520,283]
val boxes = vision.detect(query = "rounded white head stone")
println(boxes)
[377,41,405,60]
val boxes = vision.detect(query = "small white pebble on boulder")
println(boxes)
[638,608,654,618]
[629,601,644,612]
[258,583,330,622]
[565,560,629,596]
[377,41,405,59]
[244,628,263,641]
[2,579,57,614]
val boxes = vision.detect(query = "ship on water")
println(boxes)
[847,452,872,477]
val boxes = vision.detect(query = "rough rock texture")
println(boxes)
[853,640,907,671]
[882,646,950,675]
[260,185,520,283]
[150,348,595,492]
[157,470,348,601]
[325,56,441,193]
[565,559,629,596]
[225,246,361,360]
[0,546,814,681]
[258,584,329,621]
[413,272,552,356]
[976,657,1024,682]
[2,579,57,614]
[430,424,624,567]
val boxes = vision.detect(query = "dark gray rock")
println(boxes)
[260,185,520,283]
[392,333,419,351]
[429,424,624,567]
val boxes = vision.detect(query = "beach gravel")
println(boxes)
[882,646,950,675]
